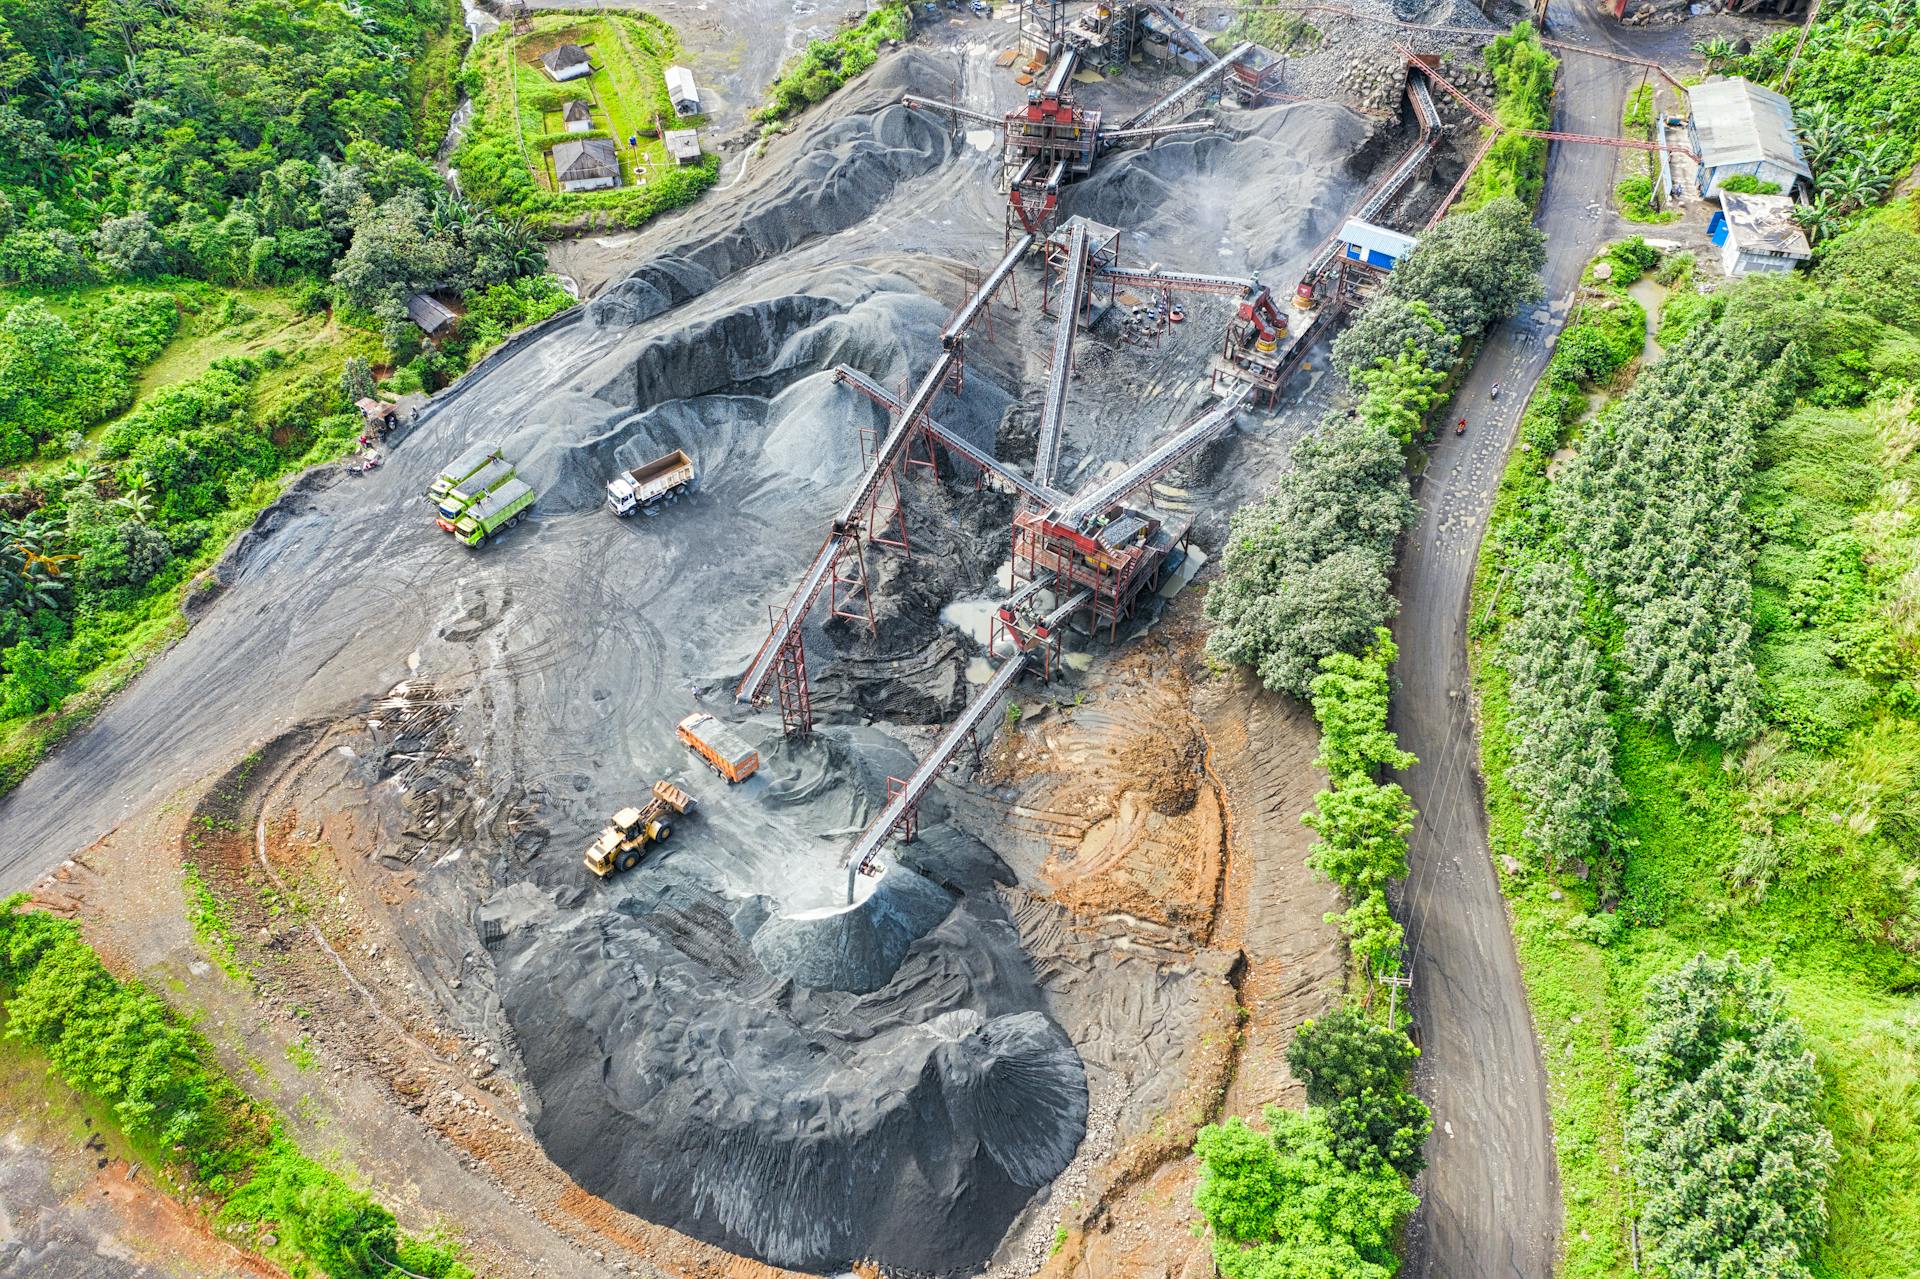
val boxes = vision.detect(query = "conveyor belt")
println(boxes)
[841,589,1090,894]
[1141,0,1220,65]
[899,94,1004,129]
[1061,385,1249,523]
[1092,265,1252,295]
[1098,119,1215,150]
[1300,67,1441,285]
[943,233,1035,348]
[1034,221,1090,489]
[735,239,1034,704]
[1125,41,1252,129]
[831,366,1067,506]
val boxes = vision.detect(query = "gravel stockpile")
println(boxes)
[480,876,1088,1272]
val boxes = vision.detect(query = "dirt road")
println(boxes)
[1390,4,1695,1276]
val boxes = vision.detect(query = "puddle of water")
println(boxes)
[1159,544,1209,598]
[1625,276,1667,364]
[1061,651,1093,672]
[942,597,997,645]
[965,129,997,152]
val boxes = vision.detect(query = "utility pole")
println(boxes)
[1783,0,1824,90]
[1383,972,1414,1033]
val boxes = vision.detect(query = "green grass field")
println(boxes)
[458,11,716,229]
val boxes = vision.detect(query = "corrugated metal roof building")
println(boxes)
[665,65,701,117]
[1686,77,1811,197]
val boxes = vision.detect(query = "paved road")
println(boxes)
[1393,4,1652,1276]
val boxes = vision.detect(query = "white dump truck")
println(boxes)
[606,449,695,517]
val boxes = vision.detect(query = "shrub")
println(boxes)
[1287,1010,1432,1178]
[1720,173,1782,195]
[1194,1107,1417,1279]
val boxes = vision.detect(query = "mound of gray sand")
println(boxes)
[587,54,961,332]
[480,877,1087,1273]
[1070,99,1375,277]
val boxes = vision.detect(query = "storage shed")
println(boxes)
[561,99,594,133]
[1709,191,1810,275]
[1340,218,1419,271]
[550,138,621,192]
[405,292,458,338]
[1686,77,1811,197]
[665,65,701,117]
[663,128,701,165]
[541,43,592,82]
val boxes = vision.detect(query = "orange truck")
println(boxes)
[677,713,759,783]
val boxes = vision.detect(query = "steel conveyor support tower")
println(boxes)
[735,235,1036,727]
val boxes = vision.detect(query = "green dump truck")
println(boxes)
[428,442,503,502]
[436,455,517,520]
[439,476,535,547]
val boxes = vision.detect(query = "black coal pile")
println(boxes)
[478,867,1087,1274]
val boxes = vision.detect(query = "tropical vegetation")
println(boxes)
[1457,22,1557,212]
[454,11,720,230]
[1626,953,1835,1279]
[0,895,472,1278]
[1206,196,1544,692]
[755,3,910,134]
[0,0,575,792]
[1730,0,1920,242]
[1471,213,1920,1278]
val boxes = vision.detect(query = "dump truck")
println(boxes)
[439,476,535,547]
[677,712,759,783]
[607,449,695,517]
[436,455,518,520]
[583,780,696,877]
[429,442,503,501]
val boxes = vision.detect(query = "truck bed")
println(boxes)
[432,442,502,493]
[467,477,534,526]
[626,449,693,488]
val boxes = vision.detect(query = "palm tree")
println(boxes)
[1692,36,1738,73]
[1792,192,1844,241]
[1794,102,1849,172]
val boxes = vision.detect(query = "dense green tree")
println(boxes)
[1308,630,1415,782]
[1194,1106,1417,1279]
[1287,1010,1431,1178]
[1502,560,1625,883]
[1386,196,1546,338]
[1331,296,1456,382]
[1204,418,1412,696]
[1626,954,1835,1279]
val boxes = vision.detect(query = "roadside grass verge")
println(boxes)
[1454,22,1556,213]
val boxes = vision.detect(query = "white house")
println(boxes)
[665,65,701,117]
[550,138,621,192]
[1686,78,1812,198]
[1710,192,1811,276]
[1340,218,1419,271]
[663,128,701,166]
[561,99,593,133]
[541,43,592,83]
